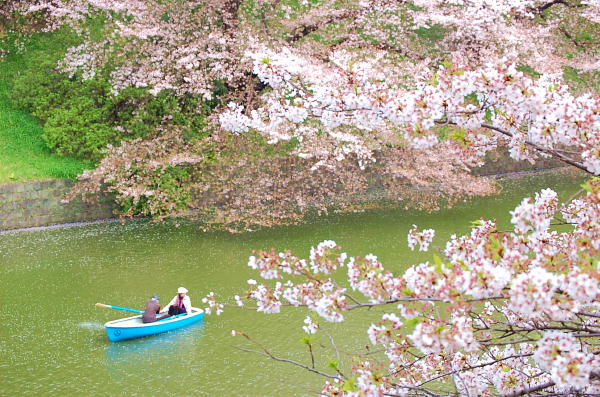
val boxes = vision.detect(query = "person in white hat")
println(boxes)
[161,287,192,317]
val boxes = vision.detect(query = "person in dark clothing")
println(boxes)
[142,296,170,323]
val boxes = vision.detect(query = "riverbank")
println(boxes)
[0,166,578,233]
[0,179,116,231]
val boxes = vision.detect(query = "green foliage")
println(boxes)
[562,66,600,94]
[11,59,211,160]
[413,24,446,43]
[341,378,358,392]
[517,64,541,78]
[6,25,214,162]
[0,31,91,183]
[0,98,92,182]
[402,317,422,334]
[300,335,316,345]
[327,359,339,370]
[243,130,301,157]
[119,165,193,217]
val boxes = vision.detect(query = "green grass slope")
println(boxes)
[0,36,91,184]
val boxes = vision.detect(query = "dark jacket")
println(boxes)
[142,299,161,323]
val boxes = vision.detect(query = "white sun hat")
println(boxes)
[178,287,188,294]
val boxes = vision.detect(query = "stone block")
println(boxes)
[29,190,42,200]
[0,184,19,194]
[1,192,19,202]
[29,181,43,191]
[15,184,28,193]
[0,200,19,211]
[3,209,23,221]
[37,180,55,190]
[36,189,53,199]
[0,194,7,203]
[34,215,51,226]
[0,219,14,229]
[17,217,32,229]
[53,180,72,189]
[21,199,39,209]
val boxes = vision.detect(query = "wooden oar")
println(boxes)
[95,303,143,314]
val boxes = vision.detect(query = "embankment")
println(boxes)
[0,155,568,231]
[0,180,116,231]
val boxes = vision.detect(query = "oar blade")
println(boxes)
[95,303,143,314]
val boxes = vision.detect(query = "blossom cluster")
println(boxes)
[201,291,223,316]
[407,224,435,251]
[510,188,558,234]
[220,181,600,396]
[534,331,597,389]
[221,52,600,176]
[22,0,248,98]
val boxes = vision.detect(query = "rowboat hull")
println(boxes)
[105,307,204,342]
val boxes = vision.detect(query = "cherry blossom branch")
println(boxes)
[386,384,449,397]
[475,123,589,174]
[286,9,357,43]
[506,371,600,397]
[532,0,584,14]
[233,345,338,379]
[232,330,338,379]
[223,179,600,395]
[307,342,316,369]
[416,353,535,388]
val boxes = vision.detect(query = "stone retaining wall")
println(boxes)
[0,153,568,231]
[0,180,116,231]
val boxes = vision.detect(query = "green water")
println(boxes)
[0,173,583,396]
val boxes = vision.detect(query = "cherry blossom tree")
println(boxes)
[210,4,600,393]
[66,128,496,229]
[203,176,600,395]
[8,0,598,226]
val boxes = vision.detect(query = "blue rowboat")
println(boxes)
[104,307,204,342]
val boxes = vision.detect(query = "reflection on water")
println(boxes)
[105,320,205,371]
[103,321,206,395]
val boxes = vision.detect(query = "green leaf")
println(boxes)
[300,335,315,345]
[471,219,483,227]
[433,255,444,274]
[494,107,507,118]
[484,108,493,124]
[428,72,439,86]
[516,64,541,78]
[328,360,339,370]
[342,378,358,392]
[464,92,479,105]
[581,179,597,193]
[402,317,422,334]
[402,287,414,296]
